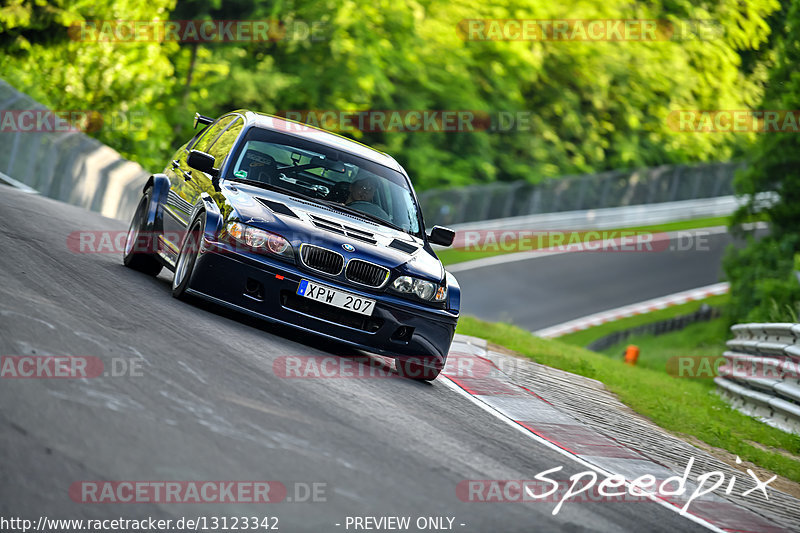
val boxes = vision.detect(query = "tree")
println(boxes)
[0,0,784,190]
[1,0,180,170]
[724,0,800,323]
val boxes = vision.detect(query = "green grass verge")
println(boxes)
[438,215,732,266]
[597,317,729,375]
[558,293,730,348]
[456,315,800,483]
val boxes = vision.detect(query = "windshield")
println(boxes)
[225,127,421,235]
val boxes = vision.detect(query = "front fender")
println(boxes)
[144,174,170,233]
[445,270,461,315]
[191,193,224,249]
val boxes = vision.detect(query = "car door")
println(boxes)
[162,115,237,243]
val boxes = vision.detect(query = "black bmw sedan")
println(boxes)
[123,110,460,380]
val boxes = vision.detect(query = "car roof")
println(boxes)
[236,110,404,173]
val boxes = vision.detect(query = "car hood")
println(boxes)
[222,183,444,281]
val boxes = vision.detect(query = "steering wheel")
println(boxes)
[328,181,351,203]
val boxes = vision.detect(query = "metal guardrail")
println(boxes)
[420,162,744,228]
[447,195,744,234]
[0,79,148,221]
[716,323,800,435]
[586,304,722,352]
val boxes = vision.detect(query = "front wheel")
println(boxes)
[123,189,162,276]
[395,357,442,381]
[172,215,204,300]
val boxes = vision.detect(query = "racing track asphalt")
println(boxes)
[454,230,751,331]
[0,187,711,532]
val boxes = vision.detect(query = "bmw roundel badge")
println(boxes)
[342,243,355,252]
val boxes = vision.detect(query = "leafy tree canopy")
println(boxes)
[0,0,781,190]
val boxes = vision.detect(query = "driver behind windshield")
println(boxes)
[345,176,391,220]
[346,177,377,205]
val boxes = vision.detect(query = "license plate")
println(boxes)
[296,280,376,316]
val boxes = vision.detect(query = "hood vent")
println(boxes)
[257,198,299,218]
[388,239,418,254]
[290,197,379,226]
[309,214,377,245]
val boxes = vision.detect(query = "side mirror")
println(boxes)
[187,150,217,176]
[428,225,455,247]
[194,113,214,129]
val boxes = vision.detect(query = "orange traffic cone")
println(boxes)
[624,345,639,366]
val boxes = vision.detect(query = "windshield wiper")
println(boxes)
[227,177,272,190]
[323,201,410,234]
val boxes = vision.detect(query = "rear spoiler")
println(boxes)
[194,112,214,129]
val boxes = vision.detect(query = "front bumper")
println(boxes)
[186,242,458,367]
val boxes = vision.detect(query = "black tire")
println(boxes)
[172,214,205,300]
[123,189,162,276]
[395,357,442,381]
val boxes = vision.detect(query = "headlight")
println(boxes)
[226,222,293,261]
[391,276,447,302]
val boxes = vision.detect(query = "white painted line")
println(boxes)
[439,376,727,533]
[0,170,38,194]
[534,282,730,338]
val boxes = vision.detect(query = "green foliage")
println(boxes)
[0,0,783,190]
[722,257,800,323]
[724,236,800,322]
[0,0,179,170]
[724,0,800,324]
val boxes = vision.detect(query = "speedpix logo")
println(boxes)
[458,457,776,516]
